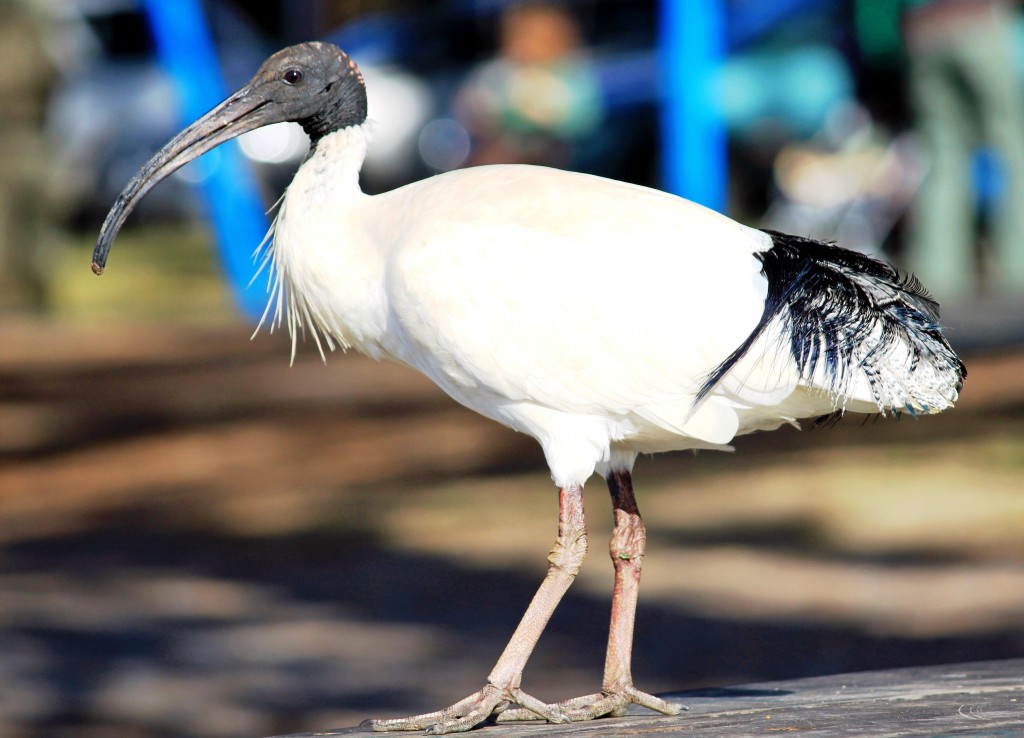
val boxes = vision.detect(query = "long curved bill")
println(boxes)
[92,84,277,275]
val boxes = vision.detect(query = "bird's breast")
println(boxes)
[267,176,392,357]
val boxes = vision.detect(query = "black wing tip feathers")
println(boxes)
[698,230,965,409]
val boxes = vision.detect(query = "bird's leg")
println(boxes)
[578,470,680,717]
[498,470,681,723]
[364,484,588,734]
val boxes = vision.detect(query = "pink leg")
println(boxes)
[365,485,588,734]
[498,470,681,722]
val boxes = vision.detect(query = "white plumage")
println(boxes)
[93,43,964,735]
[263,125,959,488]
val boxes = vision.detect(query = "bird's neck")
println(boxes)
[294,124,370,199]
[264,124,389,360]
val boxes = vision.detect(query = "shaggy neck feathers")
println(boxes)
[255,125,385,361]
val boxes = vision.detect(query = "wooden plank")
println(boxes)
[270,659,1022,737]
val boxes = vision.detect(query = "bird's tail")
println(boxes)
[699,230,966,415]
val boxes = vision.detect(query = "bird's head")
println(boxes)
[91,42,366,275]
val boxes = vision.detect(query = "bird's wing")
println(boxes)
[375,165,791,444]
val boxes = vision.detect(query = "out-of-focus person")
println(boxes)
[903,0,1024,299]
[0,0,58,313]
[454,2,603,169]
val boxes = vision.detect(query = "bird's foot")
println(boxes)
[362,683,570,734]
[496,684,684,723]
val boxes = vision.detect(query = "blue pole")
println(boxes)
[659,0,727,212]
[143,0,269,321]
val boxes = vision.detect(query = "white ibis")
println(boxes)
[93,43,965,734]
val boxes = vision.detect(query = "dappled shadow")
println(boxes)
[4,516,1023,737]
[3,331,1024,738]
[654,518,979,567]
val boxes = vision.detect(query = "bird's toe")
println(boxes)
[363,684,571,733]
[496,685,684,724]
[624,685,685,716]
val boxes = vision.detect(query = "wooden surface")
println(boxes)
[272,659,1022,737]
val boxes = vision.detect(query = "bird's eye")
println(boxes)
[283,68,303,85]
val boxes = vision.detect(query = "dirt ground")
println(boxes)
[1,318,1023,738]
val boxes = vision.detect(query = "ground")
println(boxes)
[1,229,1022,738]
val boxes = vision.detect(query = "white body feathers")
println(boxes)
[263,126,961,487]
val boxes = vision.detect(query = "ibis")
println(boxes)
[93,43,965,734]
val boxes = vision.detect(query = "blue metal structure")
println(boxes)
[658,0,727,212]
[143,0,269,321]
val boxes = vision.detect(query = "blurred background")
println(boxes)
[1,0,1023,736]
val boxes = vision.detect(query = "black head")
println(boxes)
[91,42,366,274]
[249,42,367,141]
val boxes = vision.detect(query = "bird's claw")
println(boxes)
[362,684,569,734]
[496,684,684,723]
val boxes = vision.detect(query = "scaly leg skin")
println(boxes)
[363,485,588,734]
[499,470,683,723]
